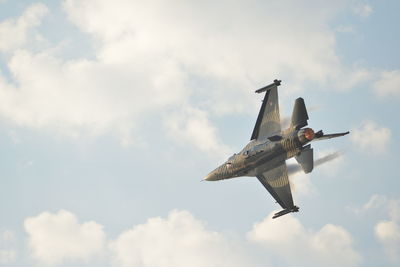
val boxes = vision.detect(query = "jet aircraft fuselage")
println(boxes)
[205,128,314,181]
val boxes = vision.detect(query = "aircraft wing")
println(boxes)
[256,161,295,211]
[251,80,282,140]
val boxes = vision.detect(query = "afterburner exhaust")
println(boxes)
[298,128,315,143]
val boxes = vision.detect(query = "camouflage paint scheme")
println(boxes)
[204,80,349,219]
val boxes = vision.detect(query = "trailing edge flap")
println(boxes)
[256,162,294,209]
[291,98,309,130]
[295,145,313,174]
[251,81,281,140]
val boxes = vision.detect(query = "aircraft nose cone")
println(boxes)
[204,171,217,181]
[204,173,213,181]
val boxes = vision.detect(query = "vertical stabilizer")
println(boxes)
[291,98,309,130]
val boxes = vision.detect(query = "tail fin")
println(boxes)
[291,98,309,130]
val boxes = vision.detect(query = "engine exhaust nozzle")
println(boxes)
[298,128,315,143]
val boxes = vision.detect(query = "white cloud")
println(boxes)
[374,197,400,264]
[248,213,362,266]
[164,107,232,159]
[374,199,400,264]
[0,0,372,151]
[1,230,15,242]
[354,195,400,264]
[22,209,363,267]
[62,0,368,90]
[375,220,400,263]
[0,49,190,141]
[0,230,17,264]
[314,149,344,176]
[0,250,16,264]
[353,194,388,214]
[354,4,373,18]
[289,172,316,196]
[350,120,391,154]
[388,199,400,222]
[0,3,48,52]
[335,68,371,90]
[110,210,256,267]
[373,70,400,97]
[351,194,400,220]
[24,210,106,266]
[287,150,343,197]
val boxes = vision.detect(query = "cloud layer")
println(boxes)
[371,197,400,263]
[0,3,48,52]
[373,70,400,97]
[110,210,254,267]
[24,210,106,265]
[248,214,361,266]
[0,230,17,264]
[353,195,400,264]
[351,120,391,154]
[0,0,375,153]
[23,209,361,267]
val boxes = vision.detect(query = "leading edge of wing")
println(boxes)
[250,89,270,140]
[250,79,282,141]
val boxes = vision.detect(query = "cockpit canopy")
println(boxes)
[227,154,236,162]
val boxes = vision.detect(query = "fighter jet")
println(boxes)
[204,80,349,219]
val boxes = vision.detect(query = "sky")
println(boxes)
[0,0,399,266]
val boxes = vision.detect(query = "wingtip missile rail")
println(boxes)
[255,79,281,93]
[272,206,299,219]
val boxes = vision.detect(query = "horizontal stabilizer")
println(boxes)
[291,98,309,130]
[295,145,314,174]
[272,206,299,219]
[314,131,350,141]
